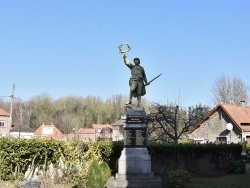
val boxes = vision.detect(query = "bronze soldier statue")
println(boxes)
[119,44,149,107]
[118,43,161,107]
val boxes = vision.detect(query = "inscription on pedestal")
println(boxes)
[124,127,147,147]
[126,115,144,123]
[124,129,133,146]
[136,130,145,145]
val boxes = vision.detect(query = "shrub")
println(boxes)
[228,159,246,174]
[87,160,111,188]
[162,161,177,188]
[166,169,192,188]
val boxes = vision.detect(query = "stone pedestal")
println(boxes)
[106,107,162,188]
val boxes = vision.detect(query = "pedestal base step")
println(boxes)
[106,173,162,188]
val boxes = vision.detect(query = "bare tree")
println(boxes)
[10,93,149,132]
[211,75,248,105]
[148,102,210,143]
[13,100,33,128]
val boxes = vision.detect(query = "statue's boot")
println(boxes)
[137,95,141,107]
[126,93,132,105]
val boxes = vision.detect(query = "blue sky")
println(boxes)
[1,0,249,108]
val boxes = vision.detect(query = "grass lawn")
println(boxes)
[0,180,74,188]
[188,174,250,188]
[1,174,250,188]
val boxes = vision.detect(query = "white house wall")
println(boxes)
[0,116,11,137]
[10,132,35,139]
[190,110,241,143]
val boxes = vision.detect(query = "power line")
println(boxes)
[0,96,11,98]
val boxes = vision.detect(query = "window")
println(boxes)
[193,138,204,144]
[42,127,53,134]
[0,121,5,127]
[217,136,227,144]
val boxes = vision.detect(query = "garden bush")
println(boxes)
[162,161,177,188]
[167,169,192,188]
[228,159,246,174]
[162,161,192,188]
[87,160,111,188]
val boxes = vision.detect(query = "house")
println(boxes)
[111,119,124,141]
[189,102,250,144]
[76,128,95,141]
[63,124,113,142]
[10,123,35,139]
[93,124,113,141]
[35,123,64,140]
[0,107,11,137]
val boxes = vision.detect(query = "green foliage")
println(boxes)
[162,161,177,187]
[0,137,64,180]
[0,138,244,187]
[167,169,192,188]
[70,141,117,188]
[148,142,242,175]
[246,143,250,156]
[106,141,123,175]
[163,161,192,188]
[87,160,111,188]
[0,138,118,187]
[148,142,241,158]
[228,159,246,174]
[0,149,12,180]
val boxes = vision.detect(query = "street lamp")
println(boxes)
[226,123,233,143]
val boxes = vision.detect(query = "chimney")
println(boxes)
[240,100,246,108]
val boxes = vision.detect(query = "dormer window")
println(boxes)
[241,123,250,126]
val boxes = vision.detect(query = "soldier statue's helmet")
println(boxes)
[134,58,140,65]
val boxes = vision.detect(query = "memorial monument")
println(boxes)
[106,44,162,188]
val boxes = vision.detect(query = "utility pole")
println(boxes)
[9,84,15,138]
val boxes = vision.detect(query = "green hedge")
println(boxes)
[0,137,64,180]
[147,142,242,175]
[147,142,242,157]
[0,138,243,183]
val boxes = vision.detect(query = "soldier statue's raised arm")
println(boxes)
[119,44,149,107]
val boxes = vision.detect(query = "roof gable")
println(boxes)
[77,128,95,134]
[35,123,63,135]
[0,108,10,117]
[190,104,250,133]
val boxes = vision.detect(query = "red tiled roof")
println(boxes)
[93,124,113,129]
[77,128,95,134]
[35,123,63,140]
[221,104,250,131]
[0,108,10,117]
[189,104,250,133]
